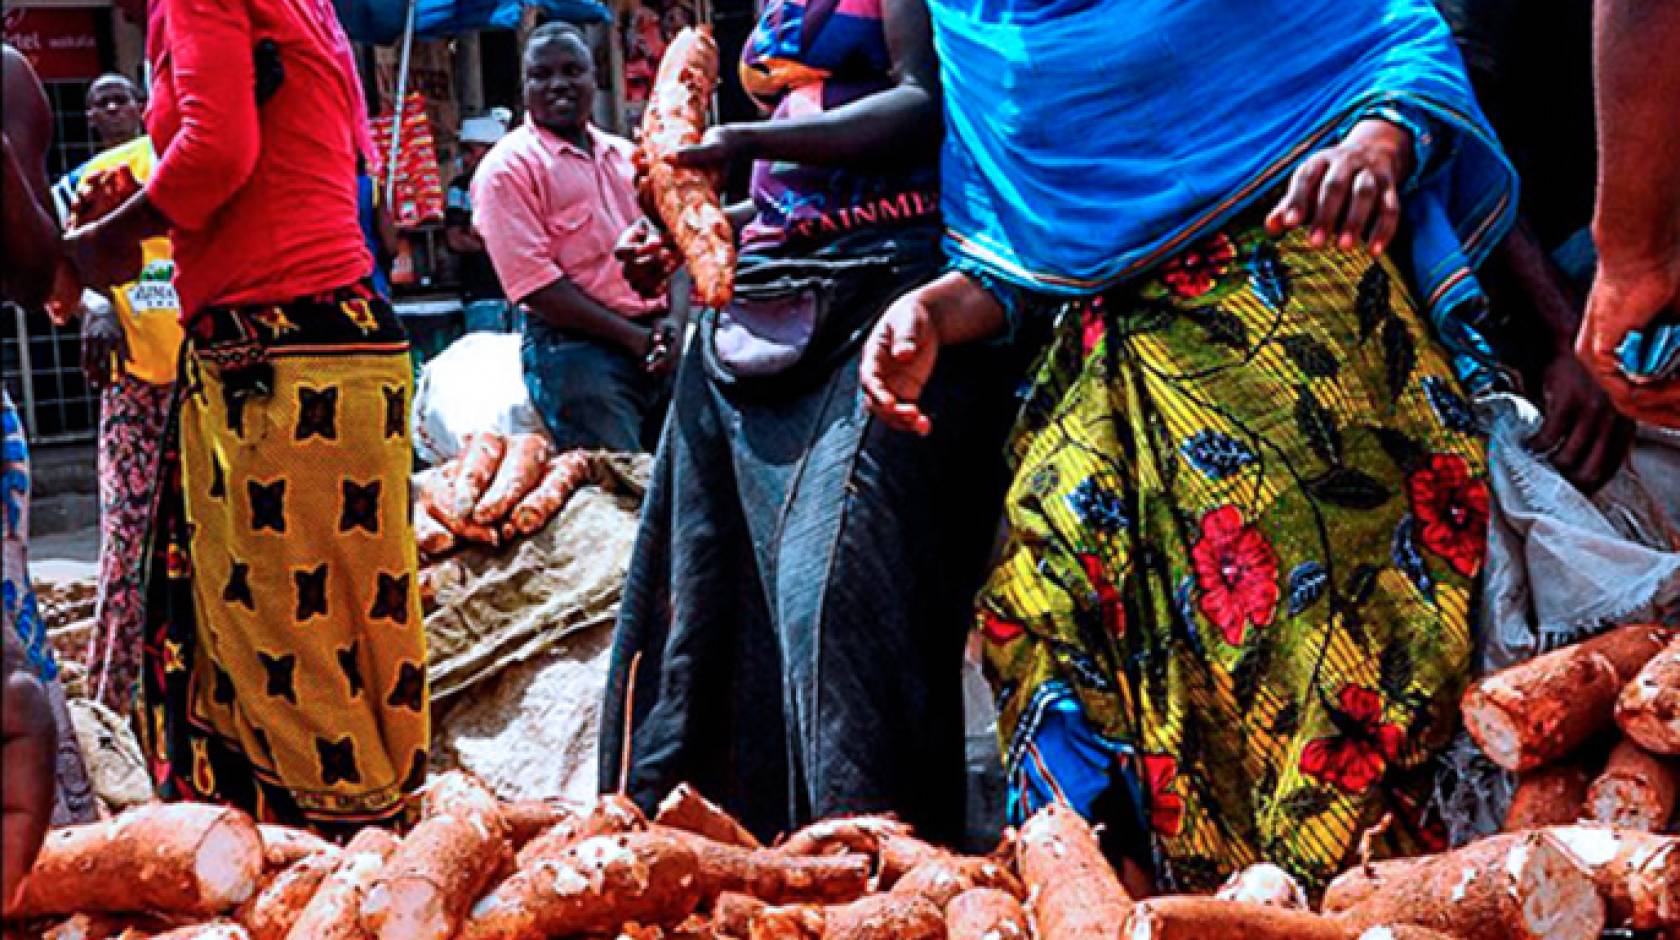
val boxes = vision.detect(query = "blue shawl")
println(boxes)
[931,0,1518,387]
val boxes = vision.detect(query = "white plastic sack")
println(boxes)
[1433,393,1680,845]
[1477,393,1680,670]
[412,332,550,465]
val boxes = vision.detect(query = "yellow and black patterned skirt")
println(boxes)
[139,282,429,837]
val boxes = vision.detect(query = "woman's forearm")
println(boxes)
[1592,0,1680,273]
[923,270,1007,345]
[734,84,940,170]
[2,137,61,307]
[95,190,171,246]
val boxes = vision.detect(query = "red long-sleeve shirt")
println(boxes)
[145,0,371,317]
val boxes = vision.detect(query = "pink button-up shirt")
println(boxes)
[471,119,661,319]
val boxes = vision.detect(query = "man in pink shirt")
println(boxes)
[473,23,686,452]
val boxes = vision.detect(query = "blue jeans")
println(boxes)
[521,319,666,452]
[463,299,515,333]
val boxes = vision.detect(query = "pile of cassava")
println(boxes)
[7,755,1678,940]
[414,431,595,560]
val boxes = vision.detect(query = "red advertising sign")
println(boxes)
[3,7,103,81]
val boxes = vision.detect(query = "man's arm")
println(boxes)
[444,188,487,254]
[1591,0,1680,273]
[444,220,486,255]
[2,46,61,308]
[1576,0,1680,425]
[1484,223,1634,491]
[521,277,653,358]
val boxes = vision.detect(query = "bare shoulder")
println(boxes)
[2,44,51,153]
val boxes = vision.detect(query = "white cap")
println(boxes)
[460,112,510,146]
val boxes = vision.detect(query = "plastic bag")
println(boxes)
[412,331,550,466]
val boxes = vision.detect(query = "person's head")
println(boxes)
[522,23,595,141]
[458,112,508,171]
[660,4,694,40]
[86,73,143,146]
[111,0,147,28]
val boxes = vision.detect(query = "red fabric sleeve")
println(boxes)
[145,0,261,231]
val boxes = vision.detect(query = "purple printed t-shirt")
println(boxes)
[737,0,939,253]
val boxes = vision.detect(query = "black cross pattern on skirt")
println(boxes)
[295,386,340,441]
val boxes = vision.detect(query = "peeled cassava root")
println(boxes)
[1462,623,1674,772]
[1017,803,1132,939]
[361,771,513,940]
[460,831,703,940]
[1331,831,1606,940]
[1619,635,1680,755]
[639,26,735,308]
[10,803,265,920]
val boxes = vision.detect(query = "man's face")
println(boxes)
[87,78,142,146]
[523,36,595,137]
[660,6,692,39]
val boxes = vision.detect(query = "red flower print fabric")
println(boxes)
[1161,233,1237,299]
[1143,753,1186,837]
[1191,505,1280,646]
[1299,685,1405,794]
[1405,453,1489,577]
[1076,552,1126,637]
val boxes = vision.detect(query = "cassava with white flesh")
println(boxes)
[1332,831,1606,940]
[1462,623,1674,772]
[9,803,265,920]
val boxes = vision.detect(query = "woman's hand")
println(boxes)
[1576,256,1680,427]
[1267,118,1415,255]
[1530,346,1637,493]
[674,125,754,181]
[861,288,943,436]
[643,317,680,377]
[614,218,682,300]
[861,271,1009,436]
[80,300,130,391]
[1,663,55,915]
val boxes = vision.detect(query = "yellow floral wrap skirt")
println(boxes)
[981,220,1487,893]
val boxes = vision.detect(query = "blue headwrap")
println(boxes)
[931,0,1519,388]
